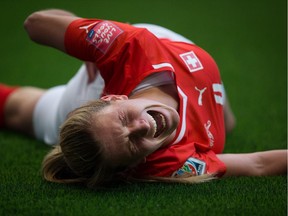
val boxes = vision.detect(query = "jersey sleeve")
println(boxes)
[64,18,131,62]
[64,18,175,95]
[132,141,226,178]
[172,149,227,178]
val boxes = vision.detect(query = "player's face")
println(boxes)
[92,95,179,168]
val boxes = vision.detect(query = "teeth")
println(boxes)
[147,113,157,137]
[147,112,167,138]
[160,114,166,129]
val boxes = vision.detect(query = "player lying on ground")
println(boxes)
[0,9,286,187]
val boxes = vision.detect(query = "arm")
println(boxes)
[24,9,79,52]
[217,150,287,176]
[24,9,99,82]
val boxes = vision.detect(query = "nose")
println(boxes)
[128,119,149,138]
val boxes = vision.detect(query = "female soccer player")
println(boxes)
[1,9,286,187]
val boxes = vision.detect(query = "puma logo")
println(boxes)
[79,22,98,33]
[195,86,207,106]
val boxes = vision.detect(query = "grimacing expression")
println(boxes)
[92,95,179,168]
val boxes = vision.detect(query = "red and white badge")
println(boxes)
[86,21,123,53]
[180,51,203,73]
[172,157,206,177]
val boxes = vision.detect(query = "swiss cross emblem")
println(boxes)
[180,51,203,73]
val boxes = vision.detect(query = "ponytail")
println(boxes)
[41,100,114,188]
[42,145,86,184]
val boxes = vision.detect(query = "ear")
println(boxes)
[101,95,128,101]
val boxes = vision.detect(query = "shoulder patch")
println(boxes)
[179,51,203,73]
[172,157,206,177]
[86,21,123,53]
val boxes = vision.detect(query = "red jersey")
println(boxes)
[65,19,226,177]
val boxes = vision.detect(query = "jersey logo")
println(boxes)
[172,157,206,177]
[204,120,214,147]
[86,21,123,54]
[195,86,207,106]
[212,83,225,105]
[79,22,98,33]
[179,51,203,73]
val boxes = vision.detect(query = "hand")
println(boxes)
[85,61,99,83]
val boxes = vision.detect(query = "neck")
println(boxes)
[130,84,179,110]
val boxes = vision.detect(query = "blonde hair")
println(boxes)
[42,100,114,187]
[42,100,216,188]
[127,174,217,184]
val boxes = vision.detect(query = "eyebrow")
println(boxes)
[118,111,127,127]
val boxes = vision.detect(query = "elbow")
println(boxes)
[251,153,266,176]
[240,153,265,176]
[24,12,43,42]
[253,163,265,177]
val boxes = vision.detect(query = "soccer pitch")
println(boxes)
[0,0,286,215]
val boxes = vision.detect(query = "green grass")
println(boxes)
[0,0,286,215]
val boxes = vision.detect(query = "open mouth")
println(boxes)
[147,110,167,138]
